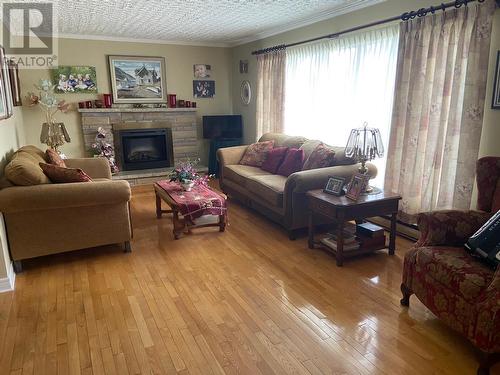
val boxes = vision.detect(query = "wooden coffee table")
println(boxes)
[154,182,227,239]
[307,189,401,266]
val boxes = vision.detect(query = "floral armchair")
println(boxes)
[400,157,500,375]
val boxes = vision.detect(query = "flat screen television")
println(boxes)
[203,115,242,139]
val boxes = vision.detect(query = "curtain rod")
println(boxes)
[251,0,492,55]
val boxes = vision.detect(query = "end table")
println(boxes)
[307,189,401,266]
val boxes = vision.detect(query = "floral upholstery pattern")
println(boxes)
[302,143,336,170]
[239,140,274,167]
[416,210,492,247]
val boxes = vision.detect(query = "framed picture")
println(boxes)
[0,46,13,119]
[492,51,500,109]
[324,176,345,196]
[193,64,211,78]
[193,80,215,98]
[239,60,248,74]
[108,55,167,104]
[51,66,97,93]
[8,60,21,106]
[345,173,370,201]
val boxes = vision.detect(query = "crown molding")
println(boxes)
[228,0,385,47]
[56,33,231,48]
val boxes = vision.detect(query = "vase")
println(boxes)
[181,180,195,192]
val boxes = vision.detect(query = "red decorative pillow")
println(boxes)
[302,143,336,170]
[261,147,288,174]
[277,148,305,177]
[39,163,92,183]
[45,149,66,168]
[239,140,274,167]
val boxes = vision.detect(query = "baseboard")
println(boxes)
[0,261,15,293]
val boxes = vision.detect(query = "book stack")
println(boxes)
[320,222,386,252]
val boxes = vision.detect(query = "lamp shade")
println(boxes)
[345,122,384,162]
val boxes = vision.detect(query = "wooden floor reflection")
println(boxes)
[1,184,497,374]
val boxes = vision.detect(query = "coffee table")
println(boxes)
[154,180,227,239]
[307,189,401,266]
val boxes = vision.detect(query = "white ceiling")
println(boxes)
[45,0,383,47]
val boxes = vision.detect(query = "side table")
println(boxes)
[307,189,401,266]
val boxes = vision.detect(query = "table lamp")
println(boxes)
[345,122,384,192]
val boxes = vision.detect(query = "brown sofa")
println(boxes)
[217,133,376,238]
[0,146,132,273]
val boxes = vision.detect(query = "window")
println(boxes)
[284,25,399,187]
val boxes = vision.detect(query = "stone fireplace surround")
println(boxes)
[78,108,204,185]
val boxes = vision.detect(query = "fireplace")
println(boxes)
[119,128,173,171]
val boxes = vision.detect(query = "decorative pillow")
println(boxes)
[5,146,51,186]
[302,143,336,170]
[261,147,288,174]
[39,163,92,183]
[45,149,66,167]
[239,140,274,167]
[277,148,305,177]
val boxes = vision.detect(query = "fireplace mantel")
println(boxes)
[78,107,196,114]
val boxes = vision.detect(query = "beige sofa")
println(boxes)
[217,133,376,238]
[0,146,132,273]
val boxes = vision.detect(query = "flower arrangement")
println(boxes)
[91,127,119,173]
[169,159,211,190]
[27,79,71,151]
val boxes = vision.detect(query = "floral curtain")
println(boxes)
[384,0,495,223]
[256,49,286,139]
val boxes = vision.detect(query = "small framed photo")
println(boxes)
[239,60,248,74]
[193,64,211,78]
[345,173,370,201]
[324,176,345,196]
[492,51,500,109]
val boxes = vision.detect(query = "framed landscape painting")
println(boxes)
[52,66,97,93]
[108,55,167,104]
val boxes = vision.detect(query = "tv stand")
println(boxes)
[208,138,242,176]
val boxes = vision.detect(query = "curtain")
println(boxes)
[384,0,495,223]
[256,50,286,139]
[284,25,399,187]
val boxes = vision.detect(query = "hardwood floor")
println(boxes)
[0,184,498,374]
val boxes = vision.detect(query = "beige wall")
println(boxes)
[0,107,25,280]
[232,0,500,161]
[19,38,234,163]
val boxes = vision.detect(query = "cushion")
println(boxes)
[239,141,274,167]
[45,149,66,167]
[247,175,287,207]
[412,246,494,303]
[5,145,51,186]
[223,165,272,187]
[261,147,288,174]
[492,179,500,213]
[277,148,305,177]
[302,143,336,170]
[259,133,308,149]
[40,163,92,183]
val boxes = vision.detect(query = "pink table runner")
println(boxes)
[156,180,227,221]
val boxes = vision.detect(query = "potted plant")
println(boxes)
[169,159,209,191]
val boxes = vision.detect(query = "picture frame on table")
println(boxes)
[345,173,370,201]
[324,176,345,196]
[492,51,500,109]
[108,55,167,104]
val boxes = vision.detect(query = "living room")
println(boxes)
[0,0,499,374]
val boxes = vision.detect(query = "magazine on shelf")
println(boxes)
[320,237,360,252]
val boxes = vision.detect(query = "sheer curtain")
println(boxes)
[284,25,399,187]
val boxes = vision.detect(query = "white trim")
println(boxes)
[56,33,231,48]
[0,262,15,293]
[228,0,385,46]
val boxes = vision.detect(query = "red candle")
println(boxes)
[103,94,112,108]
[168,94,177,108]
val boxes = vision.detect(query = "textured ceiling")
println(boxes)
[9,0,383,46]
